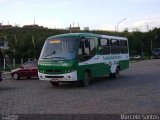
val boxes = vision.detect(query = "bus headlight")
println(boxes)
[65,70,75,73]
[39,70,44,73]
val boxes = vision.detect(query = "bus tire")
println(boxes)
[110,67,120,79]
[50,81,59,86]
[82,72,91,87]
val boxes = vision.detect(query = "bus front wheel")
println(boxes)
[82,72,91,87]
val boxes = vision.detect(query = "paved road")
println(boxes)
[0,60,160,114]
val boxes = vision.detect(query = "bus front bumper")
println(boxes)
[38,71,78,82]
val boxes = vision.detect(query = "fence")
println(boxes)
[2,58,37,71]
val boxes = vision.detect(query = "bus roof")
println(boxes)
[97,34,128,40]
[47,33,94,39]
[47,33,127,40]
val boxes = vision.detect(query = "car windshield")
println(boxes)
[153,48,160,52]
[22,61,37,68]
[39,37,78,60]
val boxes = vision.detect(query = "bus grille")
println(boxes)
[46,70,63,74]
[45,76,64,78]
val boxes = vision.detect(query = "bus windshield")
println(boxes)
[39,37,78,60]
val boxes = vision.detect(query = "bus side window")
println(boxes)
[120,40,128,53]
[99,38,110,55]
[110,39,120,54]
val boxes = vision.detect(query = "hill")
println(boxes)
[0,27,160,64]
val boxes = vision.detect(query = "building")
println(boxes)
[69,25,80,33]
[84,27,90,31]
[0,24,13,29]
[23,24,44,29]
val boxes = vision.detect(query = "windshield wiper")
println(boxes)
[49,56,67,60]
[41,57,50,59]
[41,56,66,60]
[44,51,56,58]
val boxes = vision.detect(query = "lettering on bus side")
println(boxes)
[103,55,121,60]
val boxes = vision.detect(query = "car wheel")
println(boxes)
[13,73,20,80]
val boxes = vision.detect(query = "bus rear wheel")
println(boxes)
[82,72,91,87]
[110,67,120,79]
[50,81,59,86]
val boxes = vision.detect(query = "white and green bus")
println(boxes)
[38,33,129,86]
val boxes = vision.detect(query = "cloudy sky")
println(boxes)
[0,0,160,31]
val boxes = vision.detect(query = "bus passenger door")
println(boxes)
[78,37,97,62]
[78,37,98,78]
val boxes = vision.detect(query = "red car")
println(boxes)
[11,61,38,80]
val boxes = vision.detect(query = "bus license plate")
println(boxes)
[52,78,59,82]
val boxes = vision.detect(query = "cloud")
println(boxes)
[0,0,10,3]
[132,17,160,31]
[0,0,18,4]
[97,17,160,32]
[98,24,116,31]
[128,0,159,3]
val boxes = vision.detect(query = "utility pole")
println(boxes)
[151,39,153,56]
[116,18,127,32]
[141,41,144,58]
